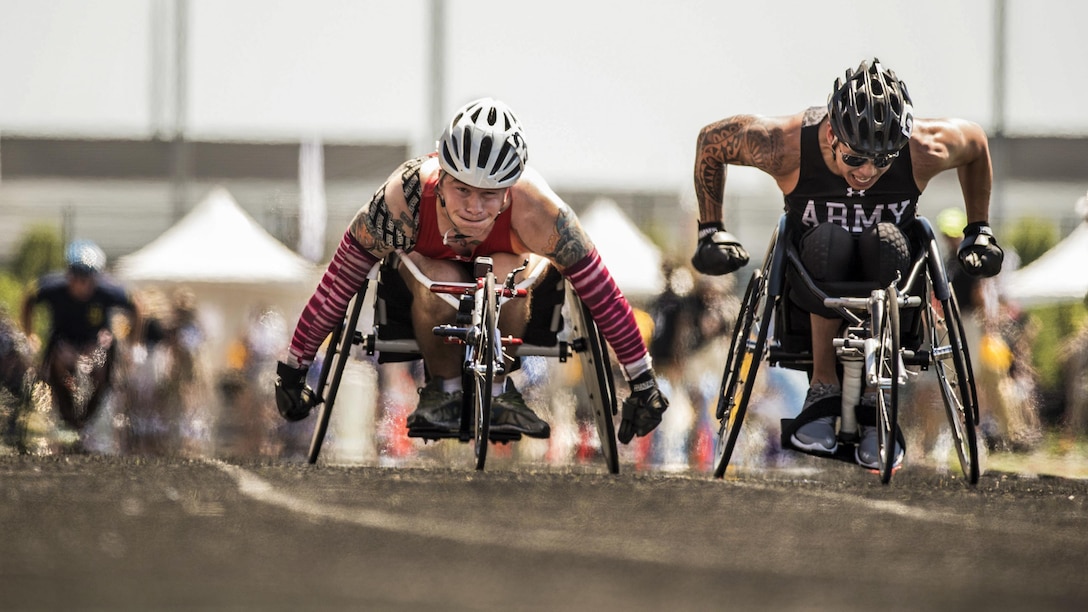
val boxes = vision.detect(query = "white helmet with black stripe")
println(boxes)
[437,98,528,189]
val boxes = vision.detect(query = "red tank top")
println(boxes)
[410,171,517,261]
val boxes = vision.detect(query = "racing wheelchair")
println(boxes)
[304,254,620,473]
[713,215,980,484]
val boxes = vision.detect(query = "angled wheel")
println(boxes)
[713,266,772,478]
[307,282,368,464]
[930,288,980,484]
[565,289,619,474]
[873,286,901,484]
[464,270,497,471]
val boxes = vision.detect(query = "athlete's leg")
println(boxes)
[45,340,80,430]
[82,333,117,429]
[397,252,470,381]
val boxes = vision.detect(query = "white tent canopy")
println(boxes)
[579,197,665,301]
[114,186,321,370]
[114,186,317,284]
[1005,218,1088,307]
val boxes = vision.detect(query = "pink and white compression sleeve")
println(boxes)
[562,248,651,380]
[286,231,379,368]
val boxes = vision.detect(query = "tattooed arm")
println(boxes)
[693,112,802,224]
[347,157,428,258]
[507,166,593,270]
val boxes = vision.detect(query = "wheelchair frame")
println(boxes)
[305,256,620,473]
[713,215,980,484]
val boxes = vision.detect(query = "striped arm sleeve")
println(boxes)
[286,231,379,368]
[562,248,651,380]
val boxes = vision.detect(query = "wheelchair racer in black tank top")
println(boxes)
[688,58,1004,468]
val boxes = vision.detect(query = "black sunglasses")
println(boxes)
[834,139,898,169]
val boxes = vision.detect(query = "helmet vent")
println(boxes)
[494,141,513,171]
[478,135,493,168]
[461,129,473,166]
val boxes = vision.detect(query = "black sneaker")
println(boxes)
[491,384,550,439]
[407,379,462,433]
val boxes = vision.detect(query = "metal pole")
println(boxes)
[150,0,161,138]
[426,0,445,156]
[991,0,1007,227]
[171,0,190,221]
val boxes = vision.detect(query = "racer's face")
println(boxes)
[437,175,510,239]
[66,272,96,301]
[826,125,895,192]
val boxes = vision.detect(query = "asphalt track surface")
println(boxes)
[3,451,1088,612]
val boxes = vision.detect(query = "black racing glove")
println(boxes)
[618,370,669,444]
[957,222,1004,278]
[691,221,750,276]
[275,361,314,422]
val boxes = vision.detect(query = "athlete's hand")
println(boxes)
[275,361,314,422]
[691,221,749,275]
[618,370,669,444]
[958,222,1004,278]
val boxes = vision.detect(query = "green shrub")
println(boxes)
[1005,217,1058,267]
[0,272,27,320]
[11,224,64,283]
[1027,303,1088,391]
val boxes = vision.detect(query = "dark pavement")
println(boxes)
[3,453,1088,611]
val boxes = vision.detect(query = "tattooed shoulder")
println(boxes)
[802,106,826,127]
[544,207,591,267]
[350,183,415,254]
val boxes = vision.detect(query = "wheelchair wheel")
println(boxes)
[463,270,497,471]
[873,286,902,484]
[713,267,772,479]
[307,283,368,464]
[930,289,980,484]
[565,290,619,474]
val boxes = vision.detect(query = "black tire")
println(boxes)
[874,286,902,484]
[713,267,771,479]
[307,284,367,464]
[931,289,980,484]
[566,290,619,474]
[467,271,496,471]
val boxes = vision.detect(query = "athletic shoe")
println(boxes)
[856,425,905,470]
[491,384,550,438]
[407,379,462,433]
[790,383,841,454]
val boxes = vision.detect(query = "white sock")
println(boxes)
[492,381,505,396]
[440,378,460,393]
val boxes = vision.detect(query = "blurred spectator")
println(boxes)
[646,262,738,470]
[0,312,34,450]
[936,208,1041,452]
[121,287,212,456]
[1059,301,1088,433]
[218,305,295,458]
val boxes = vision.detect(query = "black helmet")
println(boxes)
[827,58,914,155]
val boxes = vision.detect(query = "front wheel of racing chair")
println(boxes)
[460,258,497,470]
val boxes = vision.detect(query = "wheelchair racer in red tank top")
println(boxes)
[275,97,669,444]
